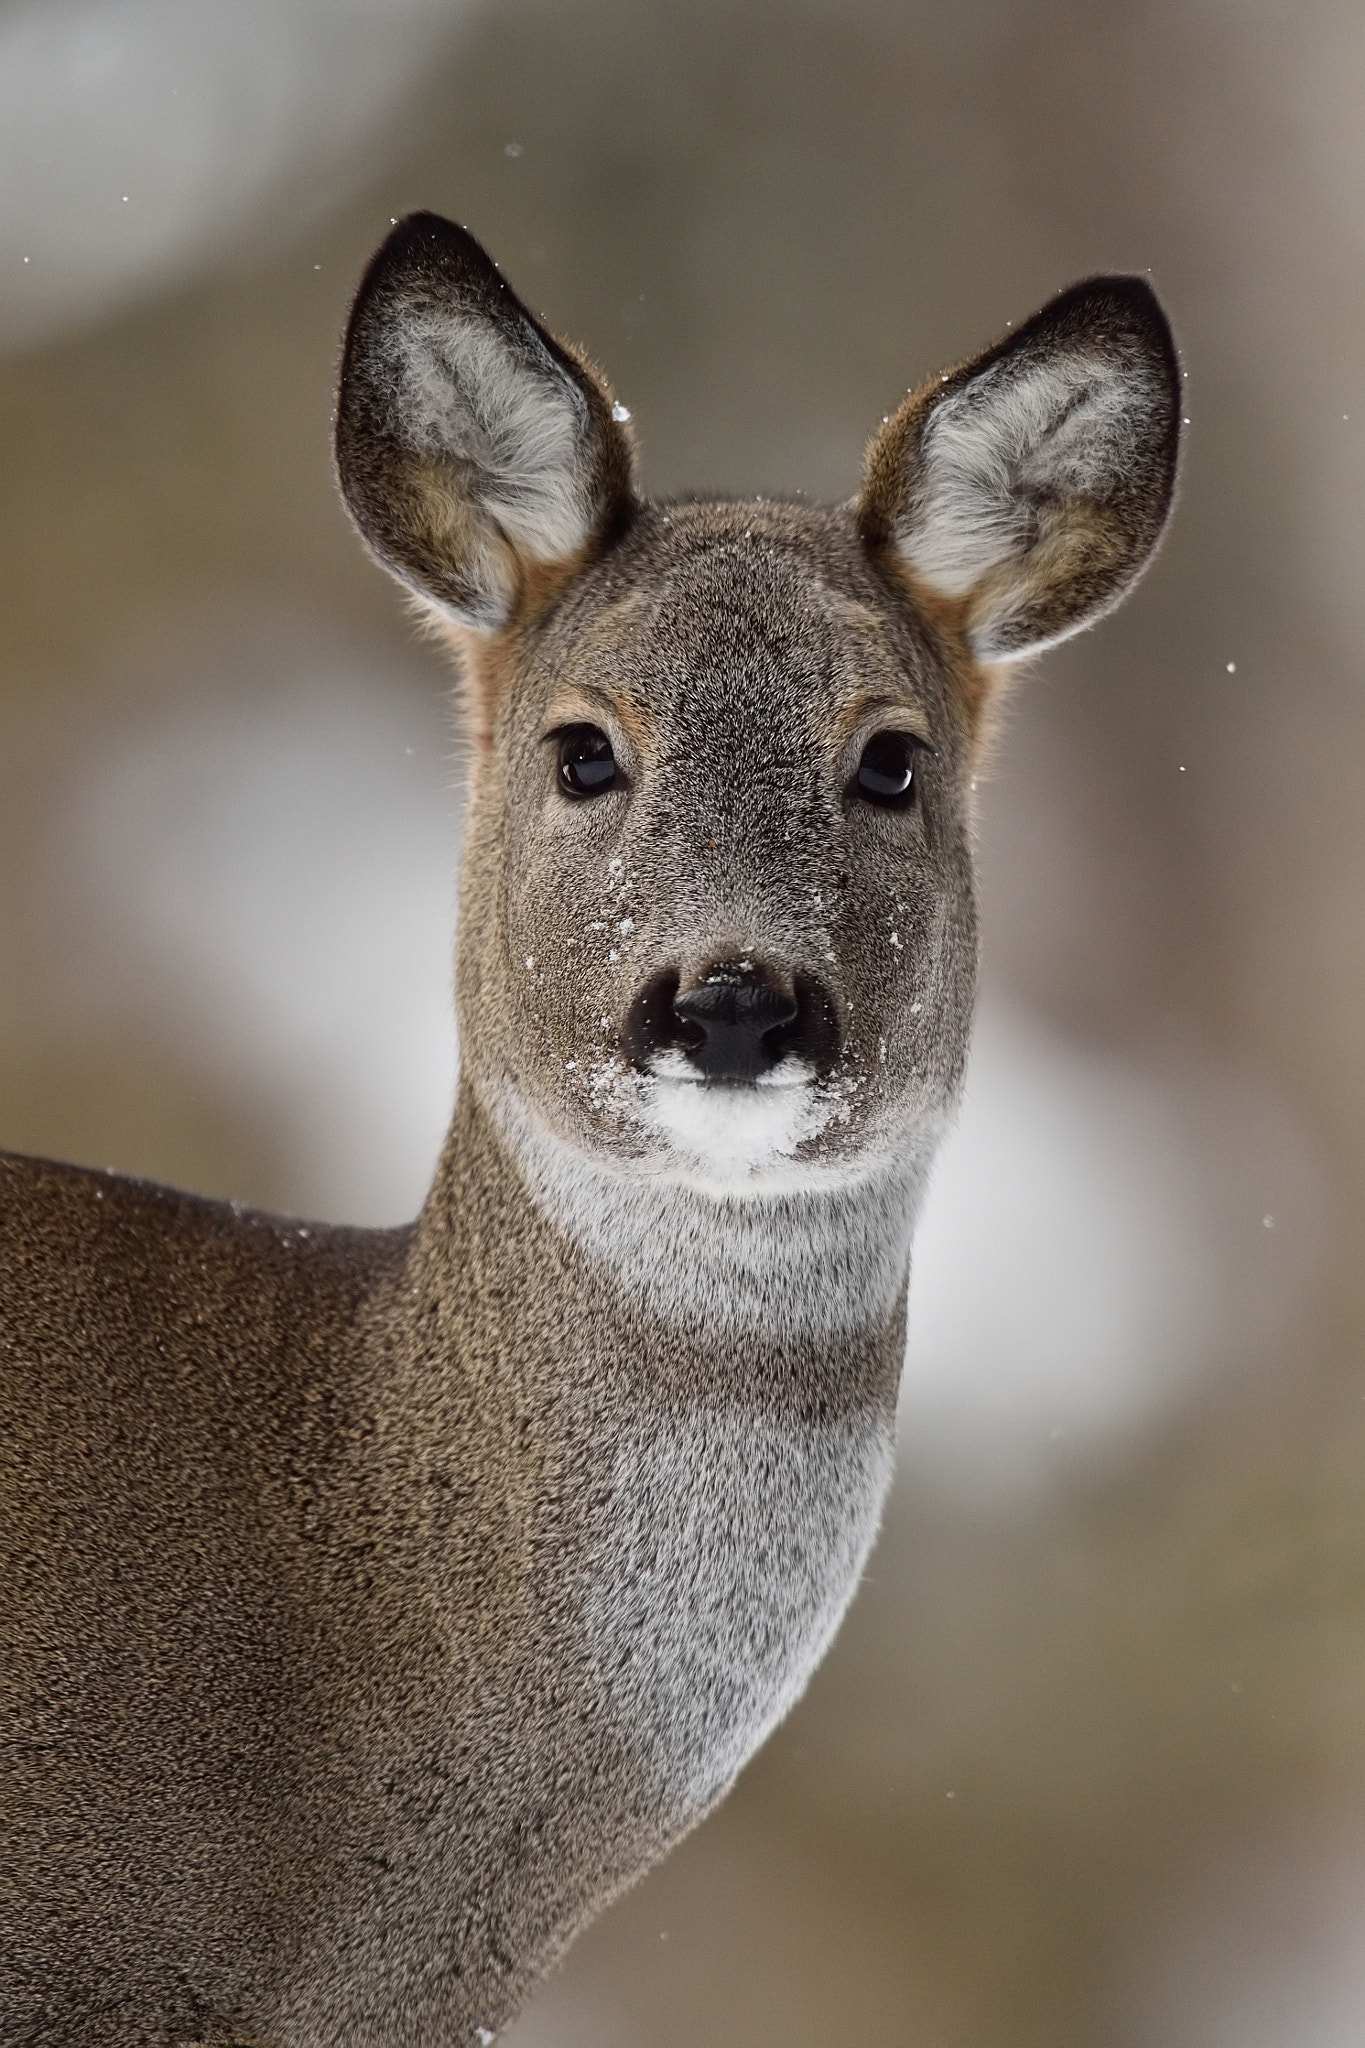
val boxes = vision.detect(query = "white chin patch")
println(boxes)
[640,1050,831,1175]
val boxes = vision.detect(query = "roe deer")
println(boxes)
[0,214,1180,2046]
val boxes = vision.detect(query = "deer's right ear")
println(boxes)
[336,213,635,632]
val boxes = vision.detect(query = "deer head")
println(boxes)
[336,214,1179,1201]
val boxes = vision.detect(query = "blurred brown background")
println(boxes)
[2,2,1363,2041]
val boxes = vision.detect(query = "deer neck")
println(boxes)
[467,1073,939,1348]
[396,1082,912,1821]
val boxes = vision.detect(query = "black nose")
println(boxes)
[624,962,841,1083]
[672,970,797,1082]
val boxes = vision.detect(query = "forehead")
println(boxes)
[535,500,942,736]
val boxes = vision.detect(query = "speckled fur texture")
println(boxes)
[0,215,1180,2046]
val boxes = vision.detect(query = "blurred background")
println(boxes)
[2,0,1363,2040]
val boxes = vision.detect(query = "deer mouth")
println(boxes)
[639,1052,834,1171]
[647,1048,813,1090]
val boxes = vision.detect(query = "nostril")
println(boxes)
[622,968,683,1071]
[771,974,841,1077]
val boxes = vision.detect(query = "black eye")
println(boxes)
[854,729,921,808]
[557,725,618,798]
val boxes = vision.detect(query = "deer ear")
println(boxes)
[336,212,635,631]
[859,276,1181,662]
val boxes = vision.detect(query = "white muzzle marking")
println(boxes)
[639,1052,831,1176]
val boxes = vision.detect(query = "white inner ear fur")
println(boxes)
[383,304,594,563]
[899,350,1147,599]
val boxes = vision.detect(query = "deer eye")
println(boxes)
[853,729,920,808]
[557,725,618,798]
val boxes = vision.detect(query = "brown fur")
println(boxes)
[1,216,1179,2046]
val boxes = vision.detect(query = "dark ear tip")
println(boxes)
[374,210,481,262]
[1052,270,1168,314]
[345,212,501,339]
[1034,271,1178,366]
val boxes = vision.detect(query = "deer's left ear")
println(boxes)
[858,276,1181,662]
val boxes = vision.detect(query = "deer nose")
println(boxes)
[624,962,841,1083]
[672,968,798,1082]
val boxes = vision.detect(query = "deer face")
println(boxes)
[457,501,977,1189]
[336,215,1179,1192]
